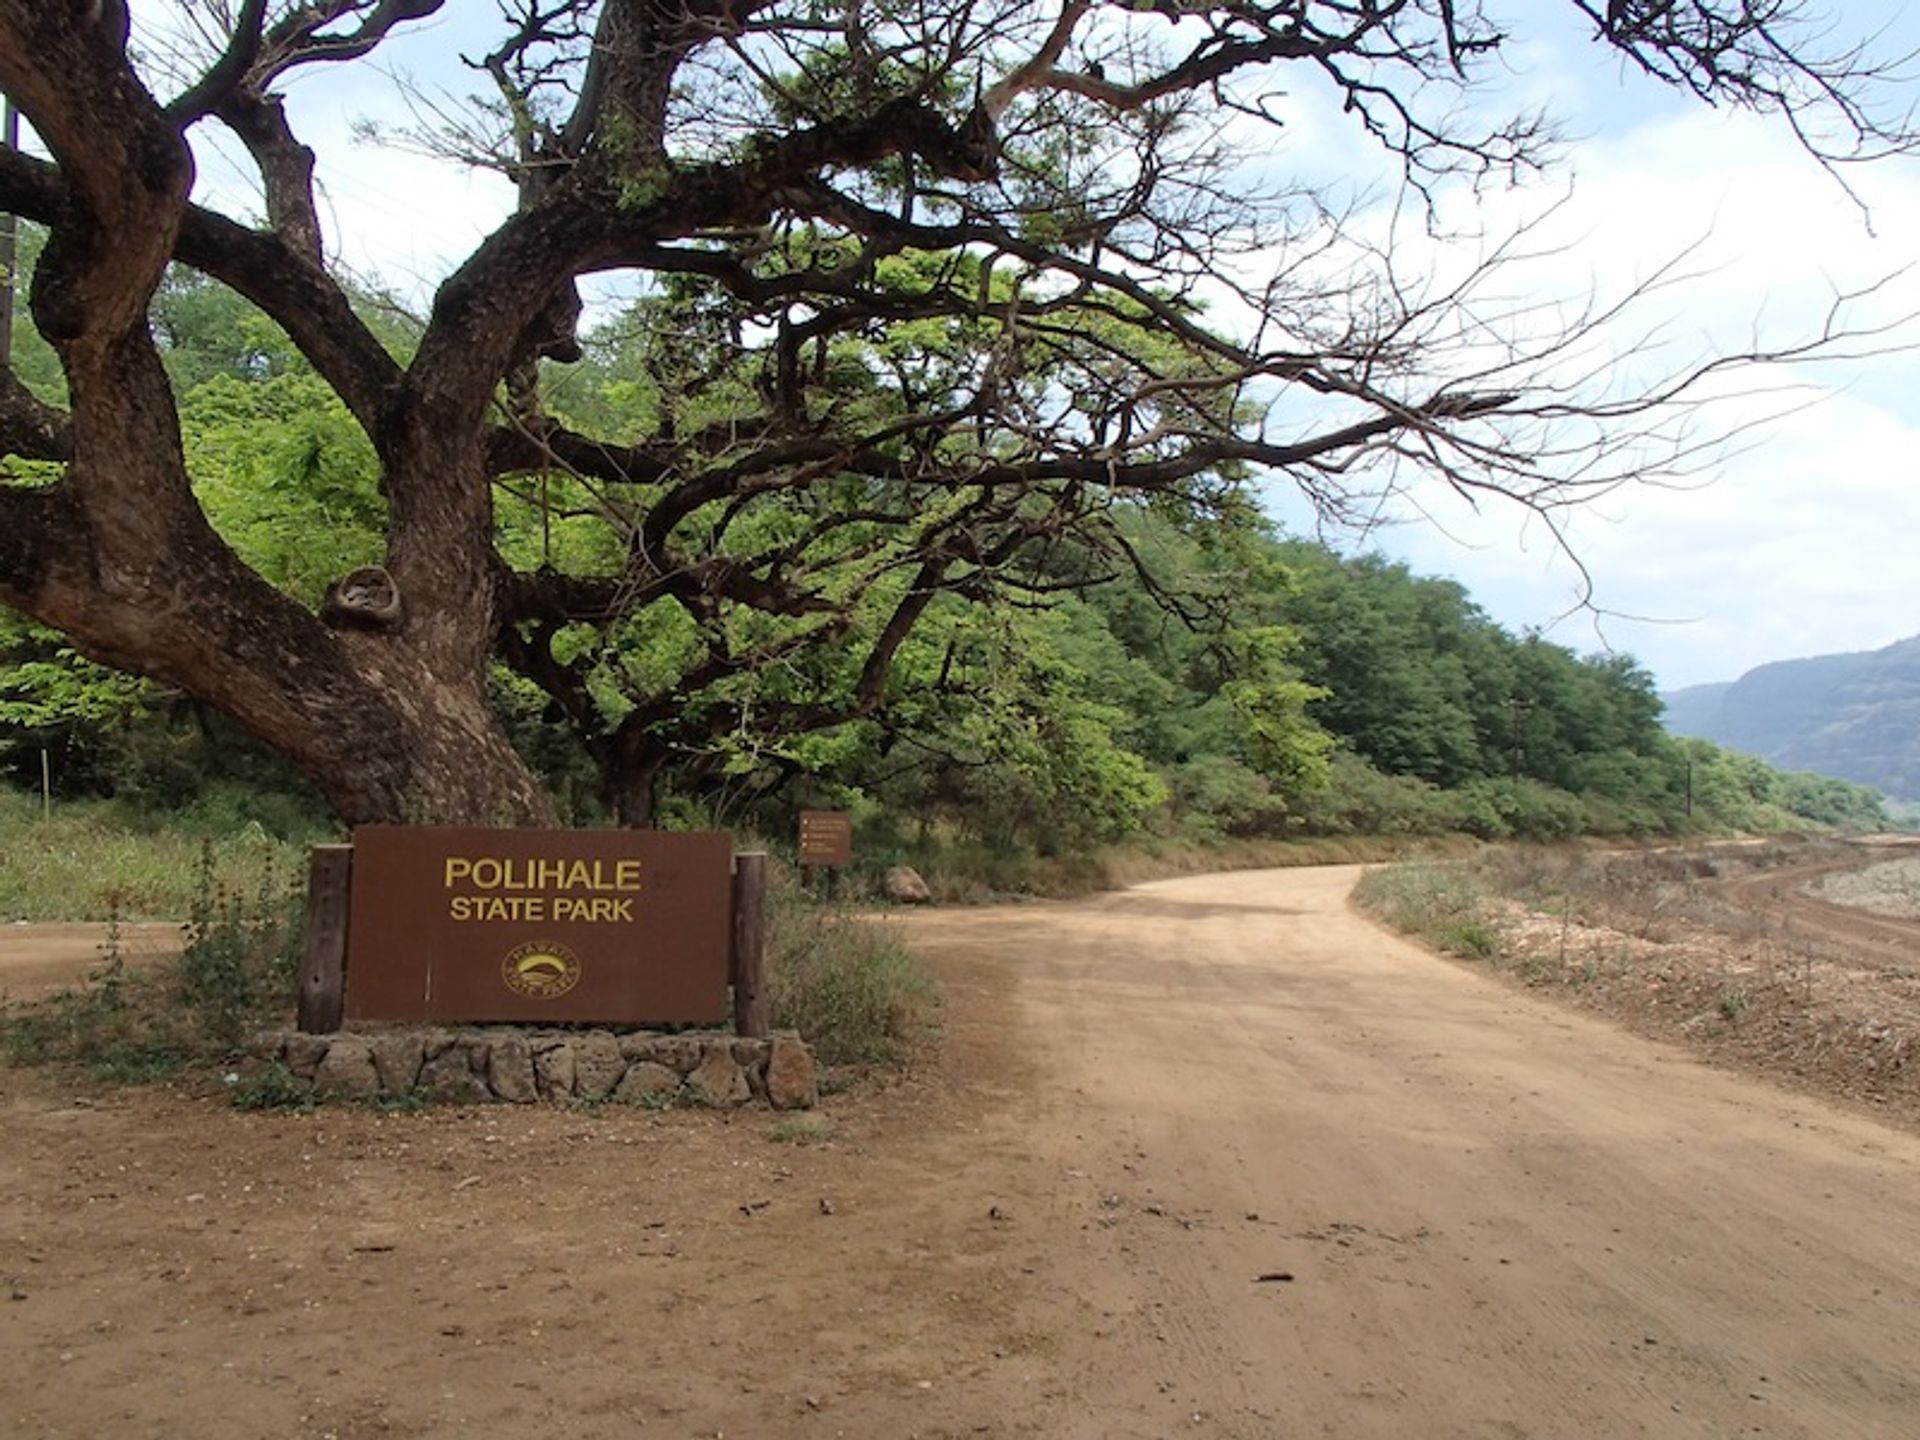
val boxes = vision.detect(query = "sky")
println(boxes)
[110,3,1920,691]
[1315,7,1920,693]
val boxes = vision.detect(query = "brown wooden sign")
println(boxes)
[343,827,733,1024]
[797,810,853,868]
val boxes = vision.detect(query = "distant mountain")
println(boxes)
[1662,635,1920,801]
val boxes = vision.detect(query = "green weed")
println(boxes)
[1352,862,1507,962]
[230,1060,315,1112]
[767,1113,836,1145]
[2,844,302,1085]
[1439,919,1504,961]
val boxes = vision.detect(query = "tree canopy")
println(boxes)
[0,1,1913,825]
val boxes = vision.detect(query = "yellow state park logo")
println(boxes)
[501,940,583,1000]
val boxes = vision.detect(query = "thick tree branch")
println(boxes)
[165,0,270,124]
[0,369,71,461]
[0,143,400,433]
[214,89,327,266]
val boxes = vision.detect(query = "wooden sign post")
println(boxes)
[730,851,770,1038]
[296,844,353,1034]
[797,810,853,899]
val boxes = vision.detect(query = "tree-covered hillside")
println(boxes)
[1665,636,1920,803]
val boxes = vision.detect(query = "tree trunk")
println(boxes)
[0,5,556,830]
[603,734,666,829]
[7,496,556,826]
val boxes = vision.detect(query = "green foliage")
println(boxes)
[2,222,64,405]
[229,1061,316,1112]
[1288,752,1459,837]
[182,371,386,602]
[176,840,303,1047]
[1674,738,1886,833]
[0,248,1884,859]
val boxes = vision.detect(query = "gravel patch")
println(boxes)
[1814,857,1920,920]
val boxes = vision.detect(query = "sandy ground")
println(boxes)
[1714,846,1920,966]
[4,865,1920,1438]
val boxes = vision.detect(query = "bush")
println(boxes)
[1453,777,1588,842]
[766,867,937,1066]
[176,839,303,1046]
[1288,753,1459,838]
[1164,755,1295,840]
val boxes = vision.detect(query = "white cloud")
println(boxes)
[1296,99,1920,690]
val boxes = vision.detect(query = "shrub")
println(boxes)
[1288,753,1458,837]
[766,867,937,1067]
[176,839,303,1046]
[1352,861,1506,962]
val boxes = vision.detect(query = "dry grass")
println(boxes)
[1357,840,1920,1129]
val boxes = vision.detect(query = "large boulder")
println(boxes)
[282,1032,330,1080]
[766,1035,818,1111]
[367,1032,425,1095]
[572,1032,628,1101]
[613,1062,680,1104]
[883,865,933,904]
[686,1045,752,1107]
[418,1045,490,1104]
[533,1041,577,1101]
[487,1035,539,1103]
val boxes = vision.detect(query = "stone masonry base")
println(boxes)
[245,1028,817,1109]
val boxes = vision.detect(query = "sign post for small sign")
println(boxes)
[796,809,853,899]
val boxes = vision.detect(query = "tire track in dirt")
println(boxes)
[1706,842,1920,966]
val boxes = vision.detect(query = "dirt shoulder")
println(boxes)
[0,922,182,1005]
[0,935,1068,1440]
[6,866,1920,1438]
[1450,840,1920,1132]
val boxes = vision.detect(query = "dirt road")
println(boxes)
[1709,844,1920,966]
[5,865,1919,1438]
[0,922,182,1003]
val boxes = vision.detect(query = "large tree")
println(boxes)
[0,0,1909,826]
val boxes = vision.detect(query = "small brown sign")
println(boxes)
[343,827,733,1024]
[797,810,853,868]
